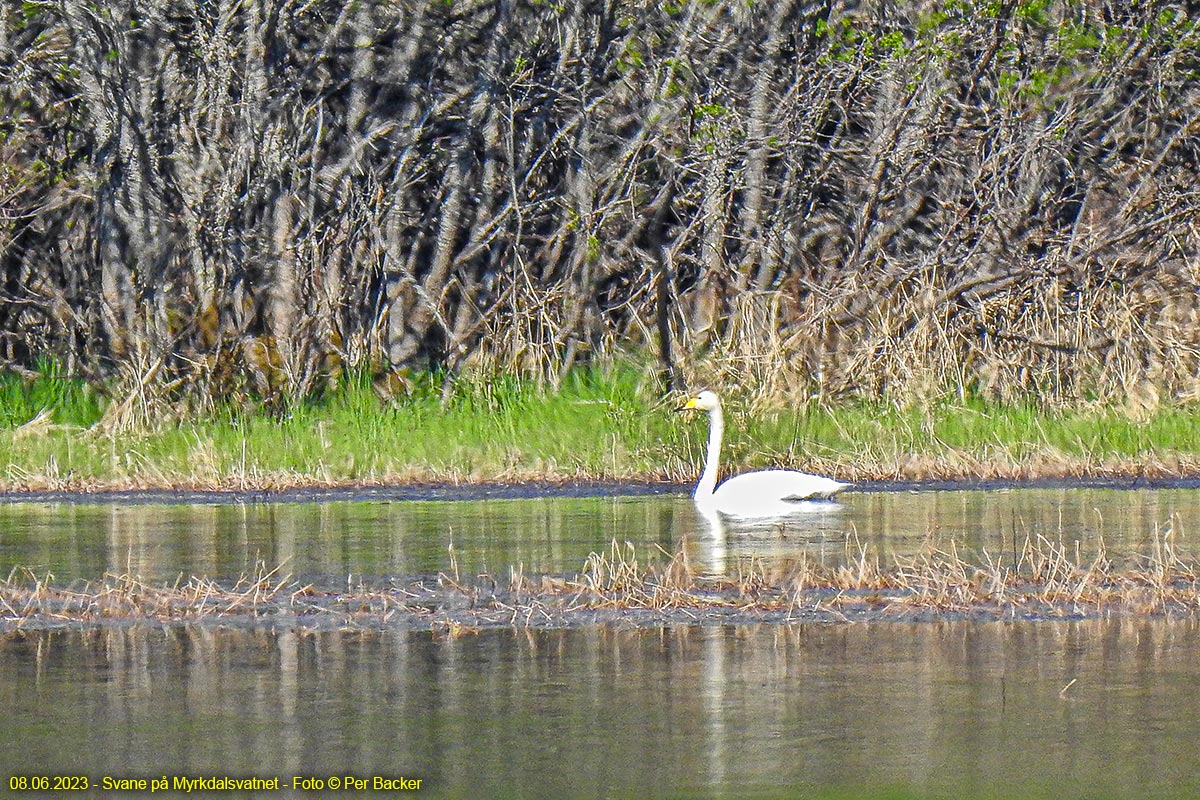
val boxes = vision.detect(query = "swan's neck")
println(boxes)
[695,406,723,500]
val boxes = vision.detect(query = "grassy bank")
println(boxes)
[4,364,1200,492]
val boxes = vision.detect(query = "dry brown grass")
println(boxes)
[0,562,296,625]
[4,531,1200,633]
[679,272,1200,412]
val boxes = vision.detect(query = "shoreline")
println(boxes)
[3,473,1200,506]
[8,367,1200,500]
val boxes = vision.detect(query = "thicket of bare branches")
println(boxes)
[2,0,1198,413]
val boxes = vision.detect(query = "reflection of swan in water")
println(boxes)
[686,500,848,574]
[681,390,849,519]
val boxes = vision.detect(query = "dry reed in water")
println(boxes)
[3,535,1199,633]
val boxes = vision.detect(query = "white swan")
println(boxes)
[681,390,849,518]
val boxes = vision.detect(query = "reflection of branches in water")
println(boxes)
[2,532,1200,631]
[5,617,1200,800]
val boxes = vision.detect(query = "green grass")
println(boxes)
[0,360,103,428]
[4,363,1200,491]
[0,364,686,489]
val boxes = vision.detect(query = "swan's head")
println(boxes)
[682,390,722,412]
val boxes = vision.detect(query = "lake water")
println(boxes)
[1,487,1196,584]
[2,487,1200,798]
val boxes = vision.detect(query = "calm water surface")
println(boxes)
[2,621,1200,799]
[0,487,1195,583]
[2,488,1200,798]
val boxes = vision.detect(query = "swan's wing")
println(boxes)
[718,469,848,499]
[708,470,850,517]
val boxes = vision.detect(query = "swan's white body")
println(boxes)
[683,390,849,518]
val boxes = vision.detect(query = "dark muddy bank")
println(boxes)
[4,475,1200,506]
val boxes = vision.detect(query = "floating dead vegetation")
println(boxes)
[3,533,1200,634]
